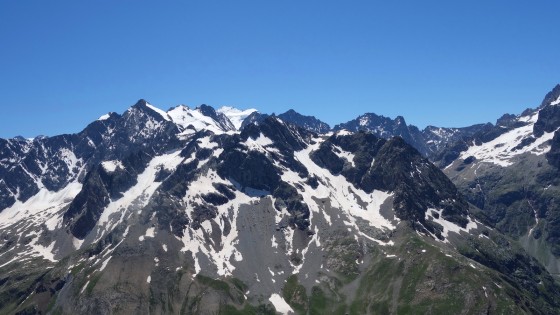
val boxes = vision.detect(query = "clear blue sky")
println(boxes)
[1,1,559,138]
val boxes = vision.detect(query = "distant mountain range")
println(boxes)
[1,85,560,314]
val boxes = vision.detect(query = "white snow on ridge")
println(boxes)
[145,103,171,121]
[217,106,257,130]
[269,294,294,315]
[98,113,111,120]
[334,129,353,136]
[459,112,556,167]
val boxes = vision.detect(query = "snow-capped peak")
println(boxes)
[217,106,258,130]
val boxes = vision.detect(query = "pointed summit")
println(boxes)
[541,84,560,107]
[277,109,330,133]
[197,104,218,117]
[133,99,149,107]
[127,99,171,122]
[395,115,406,125]
[534,84,560,137]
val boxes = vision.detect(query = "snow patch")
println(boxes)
[73,237,84,250]
[101,160,123,173]
[425,208,478,242]
[99,256,112,271]
[98,113,111,120]
[334,129,353,136]
[550,96,560,106]
[271,235,278,249]
[145,227,155,238]
[244,133,274,152]
[29,238,57,262]
[269,294,294,315]
[45,214,62,231]
[81,280,90,294]
[459,112,556,166]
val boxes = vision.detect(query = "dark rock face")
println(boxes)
[272,182,310,230]
[277,109,330,134]
[334,112,489,161]
[547,131,560,168]
[368,137,469,228]
[310,142,345,174]
[241,117,311,178]
[311,132,470,235]
[432,140,470,168]
[439,85,560,265]
[241,117,309,154]
[539,84,560,108]
[534,104,560,137]
[63,168,110,239]
[0,99,182,214]
[149,159,199,237]
[311,131,386,189]
[218,150,280,192]
[220,118,313,230]
[240,112,269,130]
[0,135,81,209]
[63,150,152,239]
[458,230,560,312]
[198,104,235,131]
[334,113,430,156]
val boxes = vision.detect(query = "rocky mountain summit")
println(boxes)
[1,92,560,314]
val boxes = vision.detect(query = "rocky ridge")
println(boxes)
[1,95,560,314]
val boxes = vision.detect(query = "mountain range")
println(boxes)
[1,85,560,314]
